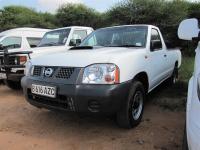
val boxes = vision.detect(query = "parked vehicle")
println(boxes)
[0,27,50,81]
[178,18,200,150]
[0,26,93,89]
[21,25,181,128]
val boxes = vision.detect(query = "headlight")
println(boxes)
[25,61,32,76]
[82,64,120,84]
[19,56,27,65]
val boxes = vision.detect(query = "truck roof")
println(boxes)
[51,26,94,31]
[99,24,158,30]
[0,27,50,37]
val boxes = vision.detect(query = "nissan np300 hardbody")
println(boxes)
[22,25,182,128]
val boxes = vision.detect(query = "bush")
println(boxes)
[106,0,188,45]
[0,6,56,31]
[56,4,103,29]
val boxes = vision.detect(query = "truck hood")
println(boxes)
[30,45,67,52]
[29,46,69,58]
[7,45,68,57]
[31,47,146,67]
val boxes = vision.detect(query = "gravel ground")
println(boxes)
[0,83,185,150]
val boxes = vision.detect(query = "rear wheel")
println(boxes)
[4,80,21,90]
[117,81,145,129]
[168,64,178,85]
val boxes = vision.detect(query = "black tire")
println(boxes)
[183,127,189,150]
[117,81,145,129]
[4,80,21,90]
[0,80,4,85]
[168,64,178,85]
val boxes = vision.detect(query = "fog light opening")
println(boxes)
[88,100,100,113]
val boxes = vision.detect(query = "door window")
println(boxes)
[150,29,162,51]
[26,37,42,48]
[71,30,87,41]
[0,37,22,49]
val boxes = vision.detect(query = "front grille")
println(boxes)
[32,66,75,79]
[56,68,75,79]
[33,66,42,76]
[8,56,17,65]
[27,89,75,111]
[0,56,18,65]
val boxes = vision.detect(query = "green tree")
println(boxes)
[56,4,103,29]
[188,2,200,20]
[106,0,188,46]
[0,6,56,31]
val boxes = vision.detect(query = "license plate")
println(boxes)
[0,73,6,79]
[31,84,56,98]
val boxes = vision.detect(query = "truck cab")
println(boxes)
[0,28,50,51]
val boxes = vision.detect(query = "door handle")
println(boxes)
[164,54,167,57]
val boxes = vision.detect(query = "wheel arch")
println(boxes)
[132,72,149,93]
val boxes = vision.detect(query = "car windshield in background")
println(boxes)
[80,26,148,48]
[38,29,71,47]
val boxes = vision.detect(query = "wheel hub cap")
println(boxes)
[132,91,143,120]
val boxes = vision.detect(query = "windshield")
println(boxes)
[38,29,71,47]
[80,26,148,48]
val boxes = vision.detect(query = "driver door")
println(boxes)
[148,28,167,89]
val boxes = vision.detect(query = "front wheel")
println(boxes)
[4,80,21,90]
[117,81,145,129]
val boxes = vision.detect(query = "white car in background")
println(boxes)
[0,27,50,50]
[0,27,50,80]
[0,26,93,89]
[178,18,200,150]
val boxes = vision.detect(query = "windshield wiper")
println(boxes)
[106,45,143,48]
[70,46,93,50]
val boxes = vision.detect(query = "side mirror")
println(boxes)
[178,18,200,41]
[69,39,82,46]
[150,40,162,51]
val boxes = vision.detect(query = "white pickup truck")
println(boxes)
[21,25,181,128]
[0,26,93,89]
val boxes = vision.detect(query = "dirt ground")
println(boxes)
[0,83,186,150]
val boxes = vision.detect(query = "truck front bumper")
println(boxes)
[0,50,31,81]
[0,69,24,82]
[0,68,25,82]
[21,76,131,114]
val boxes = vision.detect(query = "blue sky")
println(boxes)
[0,0,121,13]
